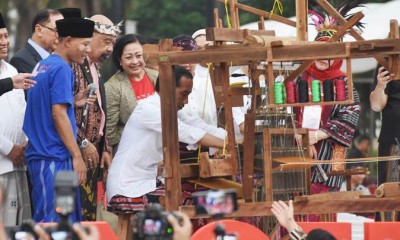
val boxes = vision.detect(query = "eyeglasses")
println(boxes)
[39,24,57,33]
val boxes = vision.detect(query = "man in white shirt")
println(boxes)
[107,66,225,211]
[0,13,31,226]
[180,29,217,128]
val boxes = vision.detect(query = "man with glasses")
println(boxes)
[10,8,63,74]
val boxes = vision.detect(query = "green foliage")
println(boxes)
[129,0,206,39]
[129,0,391,39]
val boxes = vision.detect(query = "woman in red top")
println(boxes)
[105,34,159,153]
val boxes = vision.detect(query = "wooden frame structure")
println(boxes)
[152,0,400,220]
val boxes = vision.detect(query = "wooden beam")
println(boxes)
[389,20,400,80]
[179,198,400,218]
[229,0,237,28]
[263,129,273,202]
[258,16,265,30]
[206,27,275,42]
[153,42,349,65]
[235,0,240,29]
[180,164,199,179]
[147,39,400,69]
[296,0,308,41]
[242,113,256,200]
[213,8,220,29]
[295,191,362,201]
[221,62,239,174]
[159,39,181,211]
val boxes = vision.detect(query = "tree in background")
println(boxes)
[1,0,392,58]
[129,0,206,38]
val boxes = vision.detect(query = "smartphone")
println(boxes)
[193,189,238,216]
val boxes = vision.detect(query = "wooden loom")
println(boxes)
[151,0,400,229]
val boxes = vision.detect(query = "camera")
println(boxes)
[10,221,38,240]
[9,171,87,240]
[133,204,182,240]
[46,171,80,240]
[192,189,238,217]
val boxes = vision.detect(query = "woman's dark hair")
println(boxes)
[112,33,145,71]
[155,65,193,92]
[307,229,336,240]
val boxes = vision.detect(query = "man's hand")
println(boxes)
[81,141,99,169]
[7,144,25,167]
[100,151,111,183]
[74,86,97,108]
[12,73,36,90]
[167,212,192,240]
[73,155,87,184]
[100,151,111,169]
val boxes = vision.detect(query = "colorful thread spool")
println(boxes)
[335,79,346,101]
[298,80,309,103]
[311,80,321,102]
[323,80,334,102]
[274,82,285,104]
[285,81,296,103]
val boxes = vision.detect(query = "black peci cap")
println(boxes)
[56,18,94,38]
[0,13,6,29]
[58,8,82,19]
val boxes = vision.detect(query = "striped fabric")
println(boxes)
[310,77,361,188]
[108,181,165,213]
[26,158,82,222]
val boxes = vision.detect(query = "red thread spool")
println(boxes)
[286,81,296,103]
[335,79,346,101]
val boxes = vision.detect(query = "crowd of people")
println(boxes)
[0,3,399,240]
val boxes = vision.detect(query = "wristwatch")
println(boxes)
[289,226,307,240]
[80,138,89,149]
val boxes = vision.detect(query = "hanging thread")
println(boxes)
[271,0,284,16]
[274,82,285,104]
[323,80,334,102]
[298,80,309,103]
[335,79,346,101]
[224,0,232,28]
[311,80,321,102]
[285,81,296,103]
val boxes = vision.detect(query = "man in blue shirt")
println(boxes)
[23,17,94,222]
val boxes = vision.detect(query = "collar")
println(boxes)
[87,56,95,66]
[28,39,50,59]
